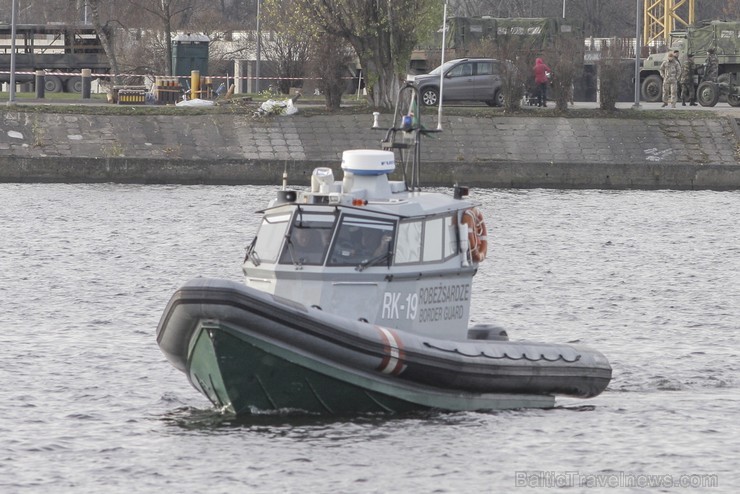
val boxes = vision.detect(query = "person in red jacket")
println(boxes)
[533,57,552,107]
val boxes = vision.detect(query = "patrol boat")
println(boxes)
[156,83,612,415]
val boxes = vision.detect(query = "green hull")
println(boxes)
[186,322,555,415]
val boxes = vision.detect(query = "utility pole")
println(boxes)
[436,0,448,131]
[633,0,642,109]
[255,0,261,94]
[7,0,18,106]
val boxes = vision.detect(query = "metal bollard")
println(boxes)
[35,70,45,99]
[191,70,200,100]
[81,68,91,99]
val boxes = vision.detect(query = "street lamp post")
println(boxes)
[255,0,261,94]
[7,0,18,105]
[633,0,642,108]
[436,0,448,130]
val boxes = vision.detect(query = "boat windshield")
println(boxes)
[328,216,395,267]
[279,213,335,266]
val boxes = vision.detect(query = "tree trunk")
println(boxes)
[88,0,122,85]
[350,30,401,109]
[164,3,174,75]
[359,57,401,108]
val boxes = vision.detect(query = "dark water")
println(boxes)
[1,184,737,493]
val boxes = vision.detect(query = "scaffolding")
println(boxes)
[644,0,695,45]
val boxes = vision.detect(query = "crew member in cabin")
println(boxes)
[286,227,328,264]
[532,57,552,108]
[358,228,392,259]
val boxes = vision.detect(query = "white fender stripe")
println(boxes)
[376,326,404,375]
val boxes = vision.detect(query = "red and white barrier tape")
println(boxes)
[0,70,354,81]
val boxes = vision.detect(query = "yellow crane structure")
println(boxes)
[644,0,696,45]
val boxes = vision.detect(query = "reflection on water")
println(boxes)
[160,405,451,433]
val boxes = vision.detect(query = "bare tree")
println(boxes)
[477,37,528,111]
[214,0,258,25]
[547,36,582,110]
[127,0,201,75]
[312,34,354,111]
[597,41,626,110]
[261,34,311,95]
[84,0,123,85]
[116,29,171,76]
[261,0,353,109]
[476,17,584,112]
[285,0,442,108]
[1,0,65,23]
[720,0,740,19]
[261,2,311,95]
[451,0,549,18]
[450,0,638,37]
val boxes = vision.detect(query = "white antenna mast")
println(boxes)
[436,0,448,130]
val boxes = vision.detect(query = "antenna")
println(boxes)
[436,0,448,131]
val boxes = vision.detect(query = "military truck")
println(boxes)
[0,24,110,93]
[639,20,740,107]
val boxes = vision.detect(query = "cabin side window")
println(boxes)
[252,213,291,263]
[422,218,444,262]
[397,215,457,265]
[444,215,458,258]
[395,220,422,264]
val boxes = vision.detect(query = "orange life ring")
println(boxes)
[462,208,488,263]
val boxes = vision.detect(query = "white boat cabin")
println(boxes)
[243,150,488,341]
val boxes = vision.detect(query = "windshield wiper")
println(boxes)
[245,238,261,266]
[284,236,306,269]
[356,251,392,272]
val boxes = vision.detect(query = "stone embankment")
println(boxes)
[1,106,739,189]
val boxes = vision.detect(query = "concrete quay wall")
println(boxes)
[1,110,739,189]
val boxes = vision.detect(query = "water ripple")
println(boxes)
[1,185,738,492]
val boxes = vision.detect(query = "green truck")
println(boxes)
[639,20,740,107]
[0,24,110,93]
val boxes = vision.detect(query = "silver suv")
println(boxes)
[412,58,504,107]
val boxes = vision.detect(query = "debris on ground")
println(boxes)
[176,98,216,107]
[253,91,302,117]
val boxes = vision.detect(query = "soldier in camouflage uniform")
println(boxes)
[705,48,719,83]
[659,51,681,108]
[680,53,696,106]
